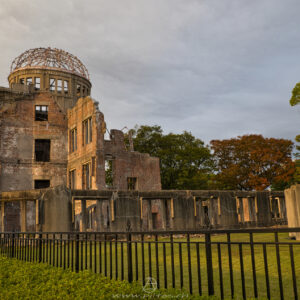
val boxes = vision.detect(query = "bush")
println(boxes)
[0,256,211,299]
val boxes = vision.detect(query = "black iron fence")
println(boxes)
[0,228,300,299]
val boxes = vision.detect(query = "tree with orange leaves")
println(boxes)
[210,135,295,190]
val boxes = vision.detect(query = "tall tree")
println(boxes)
[210,135,295,191]
[127,125,214,190]
[289,83,300,183]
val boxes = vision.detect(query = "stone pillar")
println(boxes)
[95,200,102,231]
[81,199,87,232]
[20,200,26,232]
[1,202,4,232]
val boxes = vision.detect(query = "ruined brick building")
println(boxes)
[0,47,161,193]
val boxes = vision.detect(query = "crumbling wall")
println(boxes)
[67,96,106,190]
[0,90,68,191]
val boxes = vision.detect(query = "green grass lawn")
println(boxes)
[7,232,300,299]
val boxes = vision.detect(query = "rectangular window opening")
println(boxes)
[49,78,56,91]
[35,105,48,121]
[82,163,91,190]
[77,84,81,97]
[69,127,77,153]
[82,117,92,146]
[57,79,62,93]
[34,77,40,90]
[64,80,68,94]
[26,77,32,86]
[127,177,137,190]
[20,78,24,85]
[69,169,76,189]
[105,160,113,188]
[34,180,50,189]
[35,139,50,162]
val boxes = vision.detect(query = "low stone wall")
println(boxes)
[0,186,285,232]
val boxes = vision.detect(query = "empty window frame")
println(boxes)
[76,84,81,97]
[35,139,50,162]
[20,78,25,85]
[57,79,62,93]
[64,80,68,94]
[35,105,48,121]
[49,78,56,91]
[82,117,92,145]
[26,77,32,85]
[82,85,86,96]
[69,127,77,153]
[69,169,76,189]
[34,77,40,90]
[127,177,137,190]
[34,180,50,189]
[105,160,113,188]
[82,163,91,190]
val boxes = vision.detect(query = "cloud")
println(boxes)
[0,0,299,144]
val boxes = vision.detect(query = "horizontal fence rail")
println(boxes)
[1,228,300,299]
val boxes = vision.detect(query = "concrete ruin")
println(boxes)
[0,48,288,233]
[0,186,285,232]
[284,184,300,239]
[0,47,161,192]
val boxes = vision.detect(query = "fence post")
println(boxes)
[38,233,42,263]
[127,232,133,283]
[75,233,79,272]
[205,232,214,295]
[11,233,15,258]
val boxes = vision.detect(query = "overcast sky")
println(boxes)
[0,0,299,144]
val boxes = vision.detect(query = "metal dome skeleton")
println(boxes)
[10,47,90,80]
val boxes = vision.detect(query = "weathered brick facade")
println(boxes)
[0,47,161,193]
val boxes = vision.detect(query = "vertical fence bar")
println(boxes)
[141,234,145,286]
[109,239,112,279]
[205,232,214,295]
[115,234,118,279]
[249,233,258,298]
[187,233,193,294]
[121,241,124,280]
[135,239,138,281]
[196,242,202,295]
[104,234,107,277]
[90,235,92,270]
[99,237,102,274]
[289,244,298,300]
[94,234,97,274]
[148,241,152,279]
[170,234,175,289]
[39,233,42,263]
[163,242,167,289]
[263,244,270,300]
[85,234,87,270]
[227,233,234,298]
[239,243,246,300]
[179,242,183,289]
[60,234,62,267]
[127,232,133,283]
[75,233,79,273]
[275,232,284,300]
[155,234,160,289]
[217,243,224,300]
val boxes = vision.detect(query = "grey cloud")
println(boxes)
[0,0,299,145]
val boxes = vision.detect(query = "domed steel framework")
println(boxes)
[10,47,90,80]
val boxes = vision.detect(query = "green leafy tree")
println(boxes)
[289,83,300,183]
[127,125,214,190]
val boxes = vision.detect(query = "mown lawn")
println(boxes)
[0,256,206,299]
[8,232,300,299]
